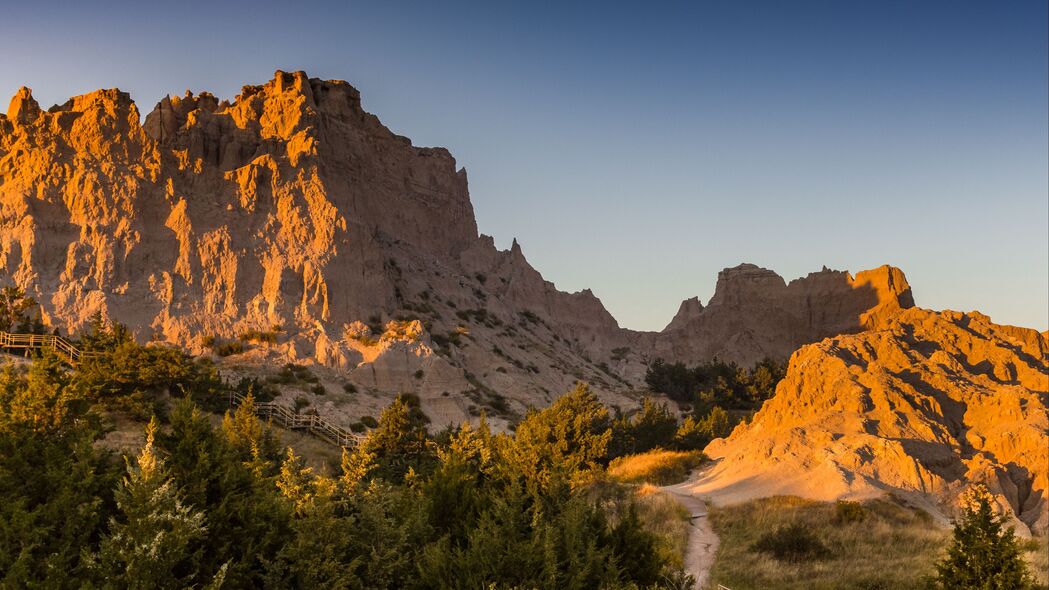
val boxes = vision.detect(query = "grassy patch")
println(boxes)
[238,328,280,344]
[586,480,692,575]
[1023,536,1049,587]
[635,484,692,568]
[708,496,946,590]
[607,449,705,485]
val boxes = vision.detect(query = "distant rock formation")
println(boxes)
[686,308,1049,536]
[641,264,915,366]
[0,70,918,418]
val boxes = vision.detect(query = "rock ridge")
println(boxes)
[1,70,922,419]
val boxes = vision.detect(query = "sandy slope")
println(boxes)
[694,308,1049,536]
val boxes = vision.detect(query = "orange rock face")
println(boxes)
[640,264,915,367]
[693,308,1049,535]
[0,70,923,414]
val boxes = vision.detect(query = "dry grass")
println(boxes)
[707,496,948,590]
[636,483,692,567]
[584,478,693,572]
[607,449,705,485]
[1024,536,1049,586]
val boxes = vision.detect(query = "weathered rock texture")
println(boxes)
[1,71,916,425]
[687,308,1049,536]
[640,263,914,366]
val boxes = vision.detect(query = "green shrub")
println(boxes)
[834,500,867,524]
[213,340,245,357]
[646,357,785,409]
[413,369,424,379]
[238,329,279,344]
[609,398,677,457]
[752,523,831,562]
[311,384,326,396]
[343,382,358,394]
[360,415,379,428]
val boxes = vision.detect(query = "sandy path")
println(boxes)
[661,482,719,589]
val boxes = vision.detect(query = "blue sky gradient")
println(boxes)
[2,1,1046,330]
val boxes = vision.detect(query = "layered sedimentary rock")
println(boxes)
[0,71,920,420]
[641,263,914,366]
[687,308,1049,535]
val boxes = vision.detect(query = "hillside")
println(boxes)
[1,71,913,421]
[684,307,1049,536]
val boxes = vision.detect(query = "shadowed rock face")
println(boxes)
[1,70,915,408]
[693,308,1049,536]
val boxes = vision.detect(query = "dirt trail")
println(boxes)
[661,482,719,589]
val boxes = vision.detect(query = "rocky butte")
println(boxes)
[0,70,913,423]
[685,307,1049,536]
[1,70,1045,533]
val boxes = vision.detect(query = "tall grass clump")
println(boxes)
[607,449,705,485]
[708,496,947,590]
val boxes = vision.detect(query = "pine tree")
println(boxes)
[0,357,114,589]
[934,484,1035,590]
[89,418,222,590]
[0,285,38,332]
[160,398,289,588]
[509,382,612,494]
[360,396,435,482]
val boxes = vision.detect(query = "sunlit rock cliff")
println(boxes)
[686,308,1049,536]
[0,70,914,420]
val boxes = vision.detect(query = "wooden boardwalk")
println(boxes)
[0,330,98,365]
[0,330,363,449]
[226,389,365,448]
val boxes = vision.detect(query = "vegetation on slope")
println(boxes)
[708,495,1048,590]
[608,450,705,486]
[0,325,698,589]
[708,496,945,589]
[644,357,785,410]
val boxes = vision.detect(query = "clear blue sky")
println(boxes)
[3,1,1046,331]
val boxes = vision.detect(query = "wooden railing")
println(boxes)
[0,330,99,365]
[227,389,365,448]
[0,330,363,448]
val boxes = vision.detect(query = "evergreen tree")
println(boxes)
[359,396,435,482]
[423,419,496,546]
[609,397,677,457]
[221,392,283,470]
[0,356,115,589]
[0,285,39,333]
[89,418,223,589]
[160,399,289,588]
[268,448,363,588]
[697,406,732,439]
[339,444,378,492]
[509,382,612,494]
[934,484,1035,590]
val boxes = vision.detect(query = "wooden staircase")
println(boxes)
[0,330,363,449]
[226,389,365,448]
[0,330,98,365]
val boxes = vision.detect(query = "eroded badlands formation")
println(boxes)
[2,71,1045,526]
[690,308,1049,535]
[0,71,910,415]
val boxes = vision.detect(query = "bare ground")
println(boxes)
[661,480,719,589]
